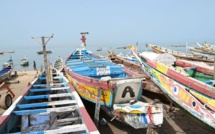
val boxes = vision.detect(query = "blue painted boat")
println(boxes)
[64,33,163,129]
[3,56,13,68]
[0,66,99,134]
[0,65,13,83]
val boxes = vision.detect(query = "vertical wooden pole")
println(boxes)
[32,34,53,87]
[42,36,50,87]
[94,88,102,127]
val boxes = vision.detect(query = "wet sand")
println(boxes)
[0,70,213,134]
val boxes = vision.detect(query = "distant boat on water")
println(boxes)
[0,51,4,55]
[6,50,15,54]
[96,47,102,51]
[3,57,13,68]
[20,57,29,66]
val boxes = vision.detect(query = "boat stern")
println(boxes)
[113,78,143,104]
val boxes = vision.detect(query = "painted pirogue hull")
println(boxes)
[0,68,99,134]
[129,46,215,130]
[64,67,164,129]
[149,44,214,63]
[0,65,12,83]
[64,67,144,107]
[64,45,164,129]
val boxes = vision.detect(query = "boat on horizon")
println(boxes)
[129,45,215,132]
[20,57,29,66]
[148,44,214,63]
[2,56,13,68]
[64,33,163,129]
[0,65,99,133]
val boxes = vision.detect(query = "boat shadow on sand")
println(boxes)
[144,90,213,134]
[83,90,213,134]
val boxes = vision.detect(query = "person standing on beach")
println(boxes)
[33,61,36,70]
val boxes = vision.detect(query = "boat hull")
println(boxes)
[65,69,144,107]
[65,72,114,106]
[141,59,215,129]
[0,65,12,83]
[0,68,99,134]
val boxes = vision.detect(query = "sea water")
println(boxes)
[0,45,130,71]
[0,45,73,71]
[0,44,186,71]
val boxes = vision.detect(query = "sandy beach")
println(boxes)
[0,70,38,114]
[0,70,213,134]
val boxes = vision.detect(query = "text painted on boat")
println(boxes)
[96,67,110,75]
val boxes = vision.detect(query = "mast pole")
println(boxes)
[32,34,54,87]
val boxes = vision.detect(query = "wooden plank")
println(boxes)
[94,88,102,127]
[21,115,29,132]
[32,83,67,87]
[29,86,70,92]
[57,117,79,123]
[17,100,77,109]
[44,124,87,134]
[24,93,73,100]
[14,106,77,115]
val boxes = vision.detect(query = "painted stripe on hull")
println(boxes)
[64,67,115,90]
[146,64,215,128]
[80,107,99,133]
[66,73,113,106]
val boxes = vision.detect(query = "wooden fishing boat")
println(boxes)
[54,56,64,72]
[148,44,214,63]
[188,46,215,57]
[195,41,215,52]
[107,51,163,95]
[0,64,13,83]
[129,45,215,131]
[0,66,99,134]
[64,33,163,129]
[116,52,138,63]
[20,57,29,66]
[2,57,13,68]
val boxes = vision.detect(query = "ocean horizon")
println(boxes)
[0,43,187,71]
